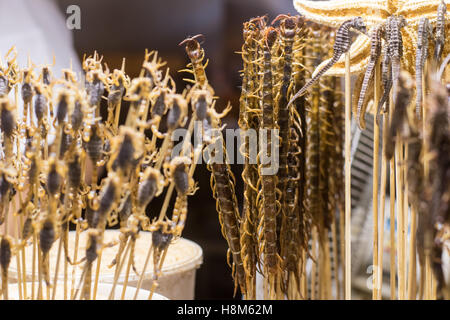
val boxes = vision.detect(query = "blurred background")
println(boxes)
[26,0,296,299]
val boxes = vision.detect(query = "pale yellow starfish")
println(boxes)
[293,0,449,76]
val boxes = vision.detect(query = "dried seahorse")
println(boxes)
[377,44,392,122]
[386,15,407,106]
[288,17,367,106]
[434,0,447,62]
[356,25,383,129]
[415,18,432,120]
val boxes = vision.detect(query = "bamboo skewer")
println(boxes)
[407,206,417,299]
[70,221,81,298]
[108,237,131,300]
[51,237,63,300]
[377,112,388,300]
[311,227,318,300]
[31,233,37,299]
[114,59,126,130]
[372,61,381,300]
[389,93,396,300]
[132,244,153,300]
[339,204,345,300]
[331,217,340,299]
[344,52,351,300]
[15,239,23,301]
[19,215,28,299]
[403,144,409,298]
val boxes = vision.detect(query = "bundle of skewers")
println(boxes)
[212,0,450,300]
[0,36,220,300]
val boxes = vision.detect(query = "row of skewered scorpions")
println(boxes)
[0,33,227,299]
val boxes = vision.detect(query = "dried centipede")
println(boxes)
[238,17,265,296]
[207,133,246,296]
[179,34,212,91]
[258,27,280,297]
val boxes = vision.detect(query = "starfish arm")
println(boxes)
[311,35,371,76]
[442,23,450,81]
[293,0,390,28]
[400,0,449,27]
[401,26,418,75]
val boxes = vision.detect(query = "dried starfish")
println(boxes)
[293,0,449,76]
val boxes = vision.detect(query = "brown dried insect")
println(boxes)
[168,156,195,237]
[0,235,13,300]
[0,97,17,161]
[73,228,116,300]
[179,34,213,92]
[39,217,57,287]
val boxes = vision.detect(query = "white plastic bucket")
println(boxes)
[7,281,168,300]
[9,229,203,300]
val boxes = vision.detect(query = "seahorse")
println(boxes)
[288,17,367,106]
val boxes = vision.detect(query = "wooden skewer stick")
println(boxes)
[64,227,68,300]
[120,238,136,300]
[389,93,396,300]
[70,220,81,298]
[8,196,22,300]
[395,140,405,300]
[311,227,318,300]
[339,204,345,299]
[331,216,340,299]
[32,233,37,299]
[16,252,23,300]
[147,246,170,300]
[344,52,352,300]
[301,249,307,299]
[51,236,63,300]
[407,206,417,299]
[403,144,409,298]
[92,247,102,299]
[114,58,126,129]
[19,214,28,299]
[377,112,388,300]
[108,237,131,300]
[37,242,43,300]
[372,61,381,300]
[132,244,153,300]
